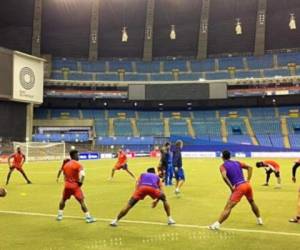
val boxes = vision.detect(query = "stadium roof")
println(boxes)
[0,0,300,58]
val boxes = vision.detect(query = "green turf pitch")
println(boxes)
[1,157,300,250]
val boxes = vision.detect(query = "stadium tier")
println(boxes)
[33,106,300,149]
[48,52,300,82]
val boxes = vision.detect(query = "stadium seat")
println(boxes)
[246,55,273,69]
[81,61,106,72]
[235,70,261,79]
[96,73,119,81]
[109,61,133,72]
[163,60,187,72]
[205,71,230,80]
[150,73,174,81]
[136,61,160,73]
[191,59,215,72]
[277,52,300,66]
[218,57,244,70]
[124,73,148,81]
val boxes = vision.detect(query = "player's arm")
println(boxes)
[220,167,234,192]
[78,167,85,187]
[240,163,253,182]
[21,154,26,166]
[292,162,300,183]
[56,169,63,183]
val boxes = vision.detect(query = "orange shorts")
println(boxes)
[230,182,253,203]
[63,184,84,202]
[10,165,23,171]
[114,163,128,170]
[132,186,162,200]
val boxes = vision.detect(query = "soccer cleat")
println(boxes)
[110,219,118,227]
[289,217,300,223]
[167,218,176,225]
[257,217,263,225]
[85,216,96,223]
[27,181,32,184]
[274,185,281,189]
[56,214,63,221]
[175,188,180,195]
[208,222,220,230]
[262,183,269,186]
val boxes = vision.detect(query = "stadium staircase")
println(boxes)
[108,118,115,137]
[247,108,252,118]
[164,118,171,137]
[220,118,228,143]
[281,117,291,148]
[186,118,196,138]
[244,117,259,145]
[131,118,139,137]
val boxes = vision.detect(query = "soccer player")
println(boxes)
[157,146,167,180]
[173,140,185,195]
[110,167,175,226]
[164,142,173,186]
[289,160,300,223]
[56,149,95,223]
[6,147,32,185]
[209,150,263,230]
[109,149,135,180]
[256,160,281,188]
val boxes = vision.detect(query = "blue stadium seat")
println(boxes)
[51,109,79,119]
[205,71,230,80]
[164,60,187,72]
[34,109,48,119]
[277,52,300,66]
[256,135,272,147]
[138,112,161,120]
[193,111,217,120]
[219,57,244,70]
[52,58,78,70]
[68,73,93,81]
[193,121,221,136]
[114,119,132,136]
[191,59,215,72]
[109,61,133,72]
[227,135,252,145]
[235,70,261,79]
[136,61,160,73]
[169,120,188,136]
[96,73,119,81]
[289,134,300,148]
[50,71,64,80]
[179,73,202,81]
[226,118,247,135]
[81,61,106,72]
[251,107,276,118]
[263,68,290,77]
[219,108,248,117]
[137,121,164,136]
[95,119,108,136]
[108,110,135,118]
[150,73,174,81]
[247,55,273,69]
[124,73,148,81]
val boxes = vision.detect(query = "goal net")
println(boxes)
[12,142,66,162]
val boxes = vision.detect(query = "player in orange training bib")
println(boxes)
[109,149,135,180]
[56,150,96,223]
[6,147,32,185]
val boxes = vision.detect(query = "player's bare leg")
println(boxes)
[248,200,263,225]
[151,195,175,225]
[19,169,32,184]
[78,199,96,223]
[110,201,136,226]
[125,169,135,179]
[275,172,281,189]
[263,170,272,186]
[6,169,14,185]
[57,199,66,221]
[209,200,237,230]
[109,169,116,180]
[175,180,185,195]
[289,191,300,223]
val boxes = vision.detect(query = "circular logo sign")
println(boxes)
[19,67,35,90]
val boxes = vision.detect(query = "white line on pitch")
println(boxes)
[0,210,300,237]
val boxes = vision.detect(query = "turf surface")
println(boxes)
[1,157,300,250]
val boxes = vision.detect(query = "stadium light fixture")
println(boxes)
[170,25,176,40]
[122,26,128,42]
[235,18,242,35]
[289,13,296,30]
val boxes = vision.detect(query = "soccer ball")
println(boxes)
[0,188,7,197]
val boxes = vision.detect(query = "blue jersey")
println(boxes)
[172,147,182,169]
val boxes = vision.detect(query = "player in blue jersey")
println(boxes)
[164,142,173,186]
[209,150,263,230]
[173,140,185,195]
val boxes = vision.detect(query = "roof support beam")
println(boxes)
[143,0,155,62]
[196,0,210,60]
[254,0,267,56]
[31,0,42,56]
[89,0,100,61]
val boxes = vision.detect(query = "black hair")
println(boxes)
[222,150,231,160]
[164,142,171,147]
[69,150,79,159]
[256,162,264,167]
[147,167,156,173]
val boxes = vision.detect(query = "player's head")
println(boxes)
[256,162,265,168]
[222,150,231,161]
[16,147,21,153]
[175,140,183,149]
[69,149,79,161]
[0,188,7,198]
[147,167,156,174]
[118,148,123,153]
[164,142,171,150]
